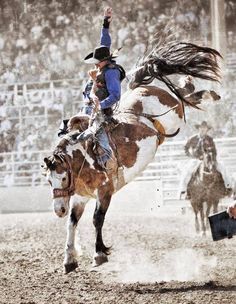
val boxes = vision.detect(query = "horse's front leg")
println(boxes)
[195,212,200,233]
[64,195,88,274]
[191,201,200,233]
[206,200,214,230]
[92,185,112,267]
[212,200,219,214]
[200,205,206,236]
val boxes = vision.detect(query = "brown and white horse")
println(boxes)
[43,42,222,273]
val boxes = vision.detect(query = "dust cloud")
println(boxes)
[100,247,217,283]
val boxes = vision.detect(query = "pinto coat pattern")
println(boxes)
[43,86,185,272]
[43,41,222,273]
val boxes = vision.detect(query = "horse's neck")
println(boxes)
[198,161,208,180]
[54,138,69,154]
[202,160,210,172]
[199,160,218,186]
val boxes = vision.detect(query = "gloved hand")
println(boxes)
[88,68,98,80]
[103,7,112,28]
[63,132,79,145]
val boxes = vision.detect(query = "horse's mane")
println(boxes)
[128,29,222,109]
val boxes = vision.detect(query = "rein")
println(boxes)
[123,105,180,138]
[123,104,178,119]
[53,154,75,199]
[202,169,212,175]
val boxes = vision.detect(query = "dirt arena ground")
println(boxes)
[0,198,236,304]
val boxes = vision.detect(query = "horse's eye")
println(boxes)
[62,177,67,182]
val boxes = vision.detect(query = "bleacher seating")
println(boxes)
[0,0,236,206]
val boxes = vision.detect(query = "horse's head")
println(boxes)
[43,153,74,218]
[202,146,217,172]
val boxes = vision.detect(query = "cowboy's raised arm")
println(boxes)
[100,7,112,49]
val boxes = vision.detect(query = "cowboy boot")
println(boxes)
[104,156,118,174]
[95,146,117,174]
[58,119,69,137]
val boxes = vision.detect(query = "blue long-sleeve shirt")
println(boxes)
[101,28,111,49]
[83,28,121,111]
[100,68,121,109]
[99,28,121,110]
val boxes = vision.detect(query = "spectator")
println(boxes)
[0,0,235,158]
[15,32,28,51]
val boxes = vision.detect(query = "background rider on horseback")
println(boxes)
[179,121,232,199]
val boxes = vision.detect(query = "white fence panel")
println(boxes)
[0,137,236,203]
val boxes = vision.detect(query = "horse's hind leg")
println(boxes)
[92,185,112,267]
[64,196,88,274]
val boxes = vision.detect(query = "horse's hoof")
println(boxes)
[64,261,78,274]
[92,252,108,267]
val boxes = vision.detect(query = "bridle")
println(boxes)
[201,150,216,175]
[51,144,89,199]
[52,154,75,199]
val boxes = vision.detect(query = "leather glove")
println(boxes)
[103,7,112,28]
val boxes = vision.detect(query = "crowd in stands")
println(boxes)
[0,80,83,154]
[0,0,236,185]
[0,0,235,80]
[0,0,225,84]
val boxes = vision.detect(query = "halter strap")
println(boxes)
[52,154,75,199]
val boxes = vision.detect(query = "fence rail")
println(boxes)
[136,137,236,200]
[1,137,236,201]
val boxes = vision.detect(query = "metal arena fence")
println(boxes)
[0,137,236,201]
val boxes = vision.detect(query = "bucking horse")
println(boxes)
[43,41,222,273]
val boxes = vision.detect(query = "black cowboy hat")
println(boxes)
[195,121,212,130]
[84,45,120,64]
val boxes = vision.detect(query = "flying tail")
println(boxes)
[128,41,222,109]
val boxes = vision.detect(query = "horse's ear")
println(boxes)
[44,157,52,168]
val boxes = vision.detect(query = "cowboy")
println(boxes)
[185,121,217,160]
[179,121,232,199]
[75,7,125,170]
